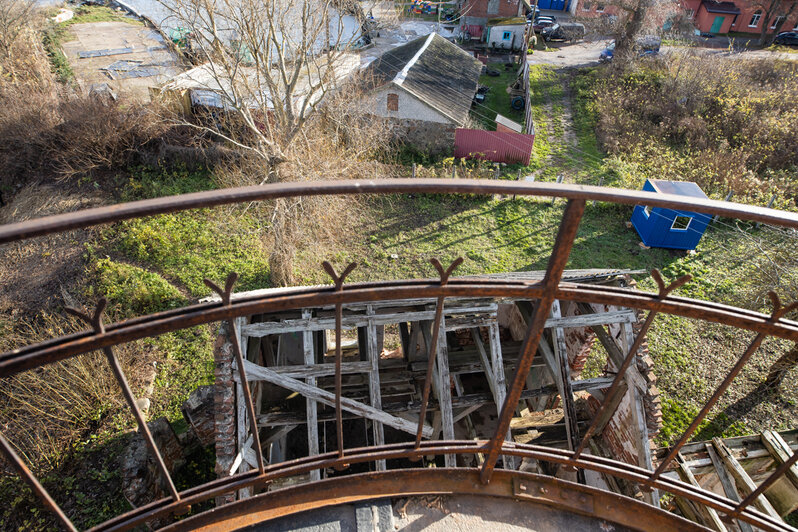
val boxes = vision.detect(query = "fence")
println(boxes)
[454,128,536,165]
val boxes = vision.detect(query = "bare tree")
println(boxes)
[158,0,364,167]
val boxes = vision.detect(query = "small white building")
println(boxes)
[360,32,483,152]
[486,17,528,51]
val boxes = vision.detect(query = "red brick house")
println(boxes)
[459,0,529,38]
[682,0,798,35]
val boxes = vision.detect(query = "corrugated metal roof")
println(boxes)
[361,33,483,125]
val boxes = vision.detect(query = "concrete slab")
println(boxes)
[60,21,185,101]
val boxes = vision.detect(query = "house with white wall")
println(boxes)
[360,32,483,152]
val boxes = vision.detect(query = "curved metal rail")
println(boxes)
[1,179,797,532]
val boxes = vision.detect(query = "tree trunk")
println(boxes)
[615,1,650,59]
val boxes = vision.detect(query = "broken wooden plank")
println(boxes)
[240,305,497,336]
[550,300,580,454]
[674,452,727,532]
[366,306,386,471]
[762,430,798,488]
[706,443,753,532]
[256,378,614,427]
[712,437,781,520]
[249,364,433,438]
[235,317,252,498]
[302,310,320,482]
[240,306,636,337]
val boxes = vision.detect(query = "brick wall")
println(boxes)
[213,322,237,506]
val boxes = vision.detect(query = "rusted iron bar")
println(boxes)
[204,273,265,475]
[65,299,181,502]
[2,179,797,245]
[322,261,357,466]
[651,293,798,482]
[415,257,463,448]
[0,431,78,532]
[92,440,790,532]
[729,447,798,519]
[163,469,705,532]
[480,199,586,484]
[4,282,797,379]
[572,270,691,460]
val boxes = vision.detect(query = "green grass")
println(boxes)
[474,62,526,130]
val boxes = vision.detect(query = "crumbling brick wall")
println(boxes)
[213,322,236,506]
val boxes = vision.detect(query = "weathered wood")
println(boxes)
[453,404,482,424]
[471,328,498,401]
[433,321,455,467]
[489,320,516,470]
[706,443,753,532]
[235,317,251,498]
[712,437,781,520]
[256,378,614,427]
[515,300,554,412]
[238,361,372,380]
[366,306,386,471]
[550,301,579,454]
[302,310,320,482]
[249,364,433,438]
[241,305,497,337]
[674,452,727,532]
[240,306,636,337]
[762,430,798,488]
[585,313,647,391]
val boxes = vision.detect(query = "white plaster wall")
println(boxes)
[371,85,452,124]
[487,24,526,50]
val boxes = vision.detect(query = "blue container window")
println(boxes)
[503,31,512,40]
[671,215,692,231]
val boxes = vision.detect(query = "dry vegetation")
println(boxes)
[589,53,798,207]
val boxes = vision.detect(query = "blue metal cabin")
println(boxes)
[631,179,711,250]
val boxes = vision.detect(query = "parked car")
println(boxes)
[540,22,585,42]
[599,36,660,61]
[774,31,798,46]
[533,16,556,32]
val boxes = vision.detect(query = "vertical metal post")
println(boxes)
[322,261,357,467]
[414,258,463,448]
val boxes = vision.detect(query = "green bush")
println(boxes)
[91,258,186,317]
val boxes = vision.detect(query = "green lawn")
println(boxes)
[474,62,527,129]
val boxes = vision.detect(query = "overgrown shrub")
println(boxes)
[589,53,798,205]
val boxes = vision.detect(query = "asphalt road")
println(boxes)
[526,38,798,68]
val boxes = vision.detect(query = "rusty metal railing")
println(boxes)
[0,179,797,532]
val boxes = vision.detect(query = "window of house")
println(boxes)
[502,30,512,40]
[771,15,785,29]
[749,10,762,27]
[387,93,398,112]
[671,215,692,231]
[596,4,605,11]
[643,206,651,218]
[731,14,738,26]
[582,1,592,10]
